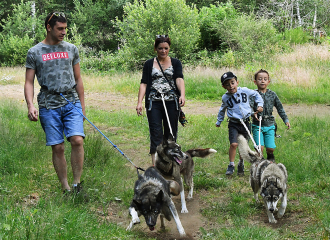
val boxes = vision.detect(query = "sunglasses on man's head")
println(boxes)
[156,35,169,38]
[47,12,66,24]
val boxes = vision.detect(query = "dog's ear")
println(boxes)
[168,135,174,142]
[261,179,268,188]
[133,198,142,208]
[275,178,278,187]
[156,190,164,202]
[162,136,169,147]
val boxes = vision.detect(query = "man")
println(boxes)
[24,12,85,194]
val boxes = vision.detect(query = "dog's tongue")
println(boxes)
[149,226,155,231]
[174,157,182,165]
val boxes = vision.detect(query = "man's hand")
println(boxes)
[28,105,38,121]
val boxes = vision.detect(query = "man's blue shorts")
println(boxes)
[39,101,85,146]
[252,124,276,149]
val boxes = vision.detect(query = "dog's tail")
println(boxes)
[186,148,217,158]
[237,134,261,163]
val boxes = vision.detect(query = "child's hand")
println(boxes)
[286,122,291,129]
[253,106,263,121]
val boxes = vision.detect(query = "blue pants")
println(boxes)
[252,124,276,149]
[39,101,85,146]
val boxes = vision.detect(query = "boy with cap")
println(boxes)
[215,72,264,176]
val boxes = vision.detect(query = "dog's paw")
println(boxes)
[269,218,277,224]
[126,218,140,231]
[179,232,187,237]
[277,208,285,218]
[181,208,189,213]
[254,194,259,202]
[132,217,140,225]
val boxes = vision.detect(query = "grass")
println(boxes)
[0,43,330,239]
[1,99,329,239]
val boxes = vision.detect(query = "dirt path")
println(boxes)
[1,84,330,239]
[2,84,330,118]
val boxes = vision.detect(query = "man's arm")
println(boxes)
[24,68,38,121]
[73,63,86,117]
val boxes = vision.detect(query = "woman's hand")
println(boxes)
[136,103,143,116]
[176,78,185,107]
[136,83,147,116]
[179,95,185,107]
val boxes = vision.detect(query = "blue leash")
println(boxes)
[60,93,145,172]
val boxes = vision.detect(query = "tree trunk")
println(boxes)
[296,0,302,27]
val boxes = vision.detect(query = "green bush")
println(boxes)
[282,27,312,44]
[0,34,34,66]
[80,50,126,72]
[215,13,282,64]
[198,2,237,51]
[116,0,200,68]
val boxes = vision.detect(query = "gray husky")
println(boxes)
[155,137,217,213]
[126,167,186,236]
[237,134,288,223]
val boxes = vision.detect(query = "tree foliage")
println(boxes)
[71,0,131,51]
[199,2,237,51]
[0,0,45,42]
[116,0,200,66]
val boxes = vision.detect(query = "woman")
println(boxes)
[136,35,185,165]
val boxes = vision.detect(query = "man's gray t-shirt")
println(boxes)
[25,41,80,109]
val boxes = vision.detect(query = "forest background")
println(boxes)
[0,0,329,70]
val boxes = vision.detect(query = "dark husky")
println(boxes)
[155,137,217,213]
[126,167,186,236]
[237,134,288,223]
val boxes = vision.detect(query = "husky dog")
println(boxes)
[126,167,186,236]
[155,137,217,213]
[237,134,288,223]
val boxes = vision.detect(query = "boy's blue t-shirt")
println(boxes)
[216,87,263,126]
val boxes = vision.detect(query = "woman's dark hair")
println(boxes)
[45,12,67,30]
[154,35,171,48]
[254,69,270,80]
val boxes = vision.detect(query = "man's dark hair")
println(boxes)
[154,35,171,49]
[45,12,67,30]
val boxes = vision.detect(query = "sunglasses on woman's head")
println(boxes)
[156,35,169,38]
[47,12,66,24]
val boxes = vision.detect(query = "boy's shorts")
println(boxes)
[252,124,276,149]
[228,120,250,144]
[39,101,85,146]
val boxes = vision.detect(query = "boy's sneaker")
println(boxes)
[237,163,244,176]
[226,165,235,175]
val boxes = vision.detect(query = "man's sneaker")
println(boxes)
[237,163,244,176]
[226,165,235,175]
[72,181,84,195]
[62,189,71,196]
